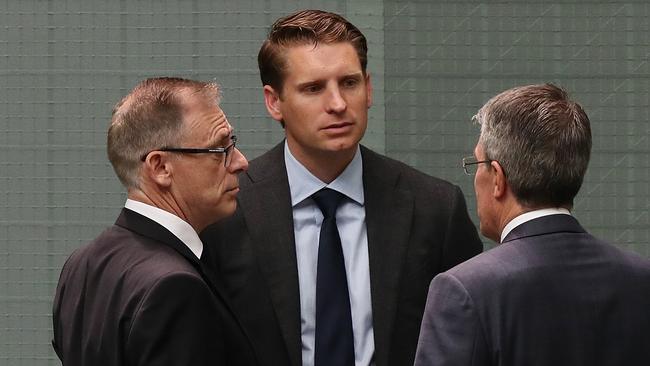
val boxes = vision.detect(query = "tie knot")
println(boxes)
[312,188,344,218]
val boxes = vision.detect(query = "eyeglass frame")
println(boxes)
[140,135,238,167]
[462,155,493,175]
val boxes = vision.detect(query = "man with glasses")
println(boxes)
[201,10,483,366]
[415,83,650,365]
[52,77,258,365]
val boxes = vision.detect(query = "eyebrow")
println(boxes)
[295,80,324,90]
[343,72,364,79]
[215,133,235,148]
[295,72,364,88]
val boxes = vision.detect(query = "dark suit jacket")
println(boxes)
[201,143,483,366]
[52,208,258,366]
[415,214,650,366]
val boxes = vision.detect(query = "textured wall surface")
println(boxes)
[384,1,649,254]
[1,1,647,364]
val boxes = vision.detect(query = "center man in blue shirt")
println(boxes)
[202,9,483,366]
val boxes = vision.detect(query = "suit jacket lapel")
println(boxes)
[361,146,414,366]
[502,214,586,243]
[239,143,302,366]
[115,208,253,347]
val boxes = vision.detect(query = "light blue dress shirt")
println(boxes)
[284,142,375,366]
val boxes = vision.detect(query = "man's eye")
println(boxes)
[343,78,360,88]
[303,85,322,93]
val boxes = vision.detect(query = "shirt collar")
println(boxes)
[284,141,364,207]
[500,207,571,243]
[124,198,203,259]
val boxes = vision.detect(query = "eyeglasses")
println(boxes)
[462,155,493,175]
[141,135,238,167]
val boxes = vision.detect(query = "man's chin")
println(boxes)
[223,200,239,216]
[322,138,362,154]
[209,199,238,222]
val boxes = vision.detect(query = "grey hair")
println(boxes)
[107,77,220,188]
[474,83,592,208]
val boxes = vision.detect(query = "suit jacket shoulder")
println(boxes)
[53,210,258,366]
[416,214,650,366]
[448,214,650,289]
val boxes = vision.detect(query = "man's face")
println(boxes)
[265,42,372,163]
[171,97,248,230]
[473,142,499,242]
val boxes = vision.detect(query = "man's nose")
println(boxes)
[325,87,347,114]
[229,147,248,172]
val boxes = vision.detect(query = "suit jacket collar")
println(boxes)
[245,141,288,184]
[116,208,201,267]
[115,208,255,354]
[241,142,414,366]
[116,208,232,293]
[124,199,203,259]
[502,214,586,243]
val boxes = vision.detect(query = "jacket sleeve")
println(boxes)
[414,273,489,366]
[125,272,226,366]
[441,186,483,270]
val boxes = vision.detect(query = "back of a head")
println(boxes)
[258,9,368,92]
[107,77,219,189]
[475,83,592,208]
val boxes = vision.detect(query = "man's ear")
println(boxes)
[491,160,507,199]
[263,85,283,123]
[142,152,173,188]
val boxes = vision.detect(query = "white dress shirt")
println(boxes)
[500,207,572,243]
[284,142,375,366]
[124,198,204,260]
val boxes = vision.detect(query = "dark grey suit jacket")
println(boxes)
[52,208,258,366]
[201,143,483,366]
[415,214,650,366]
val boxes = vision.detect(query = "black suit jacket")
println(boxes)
[52,208,258,366]
[201,143,483,366]
[415,214,650,366]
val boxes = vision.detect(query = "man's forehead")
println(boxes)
[284,43,361,71]
[209,114,233,143]
[181,91,218,110]
[181,97,231,137]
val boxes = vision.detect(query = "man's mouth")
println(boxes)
[322,122,353,130]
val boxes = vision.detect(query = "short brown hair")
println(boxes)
[107,77,220,188]
[258,9,368,93]
[475,83,592,208]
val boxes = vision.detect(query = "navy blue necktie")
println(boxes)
[312,188,355,366]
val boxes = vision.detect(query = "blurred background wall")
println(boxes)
[1,0,648,364]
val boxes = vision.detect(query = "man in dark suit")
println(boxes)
[52,77,258,365]
[201,10,482,366]
[414,83,650,366]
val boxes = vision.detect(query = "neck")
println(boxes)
[495,198,572,241]
[127,188,203,232]
[487,193,528,243]
[496,205,527,239]
[288,143,358,184]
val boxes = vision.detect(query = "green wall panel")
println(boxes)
[1,0,647,364]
